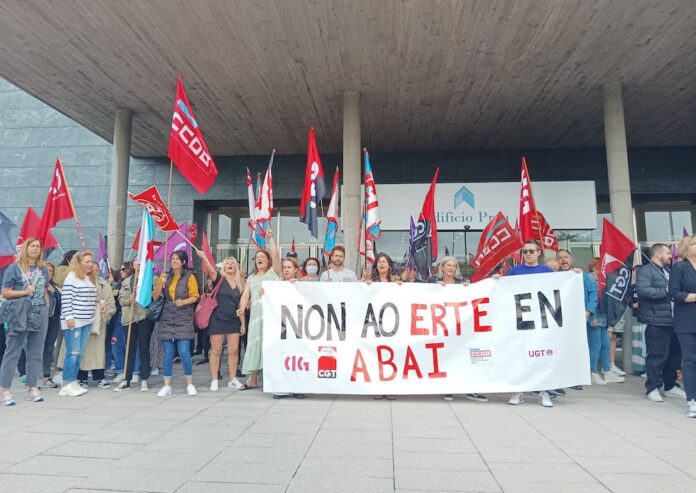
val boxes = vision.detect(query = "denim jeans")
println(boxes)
[677,333,696,401]
[0,305,49,388]
[162,339,193,379]
[62,324,92,383]
[110,314,126,373]
[587,324,611,373]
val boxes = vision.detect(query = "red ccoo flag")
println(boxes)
[38,158,75,242]
[531,210,559,252]
[128,186,179,233]
[168,74,218,194]
[518,157,538,243]
[598,218,637,325]
[470,212,522,282]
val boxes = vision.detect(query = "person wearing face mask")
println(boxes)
[197,251,246,391]
[301,257,321,281]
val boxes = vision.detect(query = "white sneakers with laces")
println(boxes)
[228,378,244,390]
[537,391,554,408]
[210,379,219,392]
[610,364,626,376]
[687,400,696,418]
[25,388,43,402]
[156,385,172,397]
[140,380,149,392]
[591,373,607,385]
[508,393,524,405]
[186,384,198,396]
[603,371,625,383]
[664,386,687,399]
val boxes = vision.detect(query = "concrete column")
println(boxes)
[602,81,635,372]
[107,108,132,268]
[342,91,361,269]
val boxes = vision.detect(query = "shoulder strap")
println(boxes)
[211,275,224,299]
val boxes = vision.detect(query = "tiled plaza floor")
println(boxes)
[1,366,695,493]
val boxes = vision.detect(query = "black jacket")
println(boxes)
[669,260,696,334]
[635,262,673,326]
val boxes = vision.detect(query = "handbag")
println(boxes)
[194,277,223,330]
[146,296,165,322]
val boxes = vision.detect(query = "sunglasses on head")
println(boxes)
[521,249,538,254]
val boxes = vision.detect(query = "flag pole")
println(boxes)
[164,160,174,273]
[60,162,87,251]
[119,265,139,389]
[173,230,200,253]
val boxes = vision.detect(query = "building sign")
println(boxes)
[373,181,596,230]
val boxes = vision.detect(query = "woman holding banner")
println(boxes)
[669,235,696,418]
[152,250,199,397]
[365,253,399,400]
[433,256,488,403]
[197,251,245,392]
[236,228,281,390]
[0,238,50,406]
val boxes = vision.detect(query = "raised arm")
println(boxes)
[197,250,218,281]
[266,227,282,277]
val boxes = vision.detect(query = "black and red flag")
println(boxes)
[412,168,439,280]
[299,128,325,238]
[470,212,522,282]
[598,218,637,325]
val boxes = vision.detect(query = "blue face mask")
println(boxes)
[306,265,319,275]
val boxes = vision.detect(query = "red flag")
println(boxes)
[411,168,439,281]
[598,219,637,324]
[188,223,199,244]
[200,230,215,266]
[530,210,559,252]
[168,74,218,194]
[299,128,326,237]
[128,186,179,232]
[18,208,59,250]
[131,226,141,251]
[38,158,75,241]
[291,238,296,254]
[471,212,522,282]
[518,157,538,242]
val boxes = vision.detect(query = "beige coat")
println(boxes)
[57,279,116,370]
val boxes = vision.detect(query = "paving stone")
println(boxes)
[76,467,193,493]
[287,475,394,493]
[6,455,116,477]
[395,469,501,492]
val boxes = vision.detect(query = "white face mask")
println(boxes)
[306,265,319,275]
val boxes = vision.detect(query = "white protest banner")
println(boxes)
[262,272,590,394]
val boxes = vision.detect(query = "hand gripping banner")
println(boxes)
[262,272,590,395]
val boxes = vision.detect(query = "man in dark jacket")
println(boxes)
[636,243,685,402]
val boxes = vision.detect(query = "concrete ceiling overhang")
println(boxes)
[0,0,694,157]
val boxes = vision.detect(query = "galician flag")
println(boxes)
[323,167,340,257]
[363,148,381,241]
[251,172,266,249]
[135,209,155,308]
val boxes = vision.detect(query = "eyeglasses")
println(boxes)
[521,249,539,254]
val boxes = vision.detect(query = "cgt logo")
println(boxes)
[527,345,557,365]
[285,355,309,372]
[318,346,337,379]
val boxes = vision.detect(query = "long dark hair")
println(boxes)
[168,250,190,276]
[371,253,395,282]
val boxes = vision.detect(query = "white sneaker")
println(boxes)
[72,381,88,395]
[0,391,16,406]
[591,372,607,385]
[610,364,626,376]
[687,400,696,418]
[113,381,129,392]
[443,394,454,401]
[508,393,524,405]
[538,391,554,408]
[186,384,198,396]
[151,368,159,376]
[25,388,44,402]
[140,380,149,392]
[58,384,82,397]
[664,386,687,399]
[647,388,664,402]
[131,375,139,383]
[210,380,219,392]
[156,385,172,398]
[112,373,125,383]
[603,371,625,383]
[52,372,63,385]
[97,379,111,389]
[228,378,244,390]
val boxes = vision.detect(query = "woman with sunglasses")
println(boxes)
[197,251,246,391]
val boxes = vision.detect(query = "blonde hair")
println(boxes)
[68,250,94,280]
[221,256,245,291]
[437,256,461,280]
[17,237,45,271]
[678,235,696,259]
[282,257,300,280]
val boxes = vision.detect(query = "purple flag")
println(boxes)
[407,216,417,270]
[152,221,192,273]
[98,233,109,279]
[671,243,679,266]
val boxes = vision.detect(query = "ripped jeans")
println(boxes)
[62,324,92,383]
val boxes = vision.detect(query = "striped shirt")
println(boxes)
[60,272,97,328]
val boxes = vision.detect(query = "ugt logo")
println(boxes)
[285,355,309,372]
[318,346,337,379]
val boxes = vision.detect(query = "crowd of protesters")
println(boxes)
[1,233,695,418]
